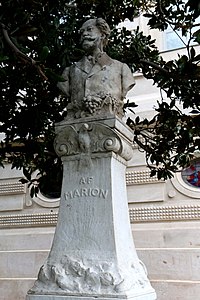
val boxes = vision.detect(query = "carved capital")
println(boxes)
[54,122,133,161]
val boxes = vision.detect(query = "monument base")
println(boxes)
[26,117,156,300]
[26,291,156,300]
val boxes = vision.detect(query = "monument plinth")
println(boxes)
[26,117,156,300]
[26,17,156,300]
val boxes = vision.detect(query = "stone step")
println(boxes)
[0,227,55,251]
[137,248,200,281]
[132,221,200,248]
[0,250,49,278]
[151,280,200,300]
[0,278,34,300]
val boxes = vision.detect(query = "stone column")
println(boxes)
[26,116,156,300]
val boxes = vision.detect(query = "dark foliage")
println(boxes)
[0,0,200,195]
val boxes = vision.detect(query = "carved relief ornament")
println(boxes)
[54,122,133,162]
[29,255,148,296]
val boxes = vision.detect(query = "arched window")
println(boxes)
[182,159,200,188]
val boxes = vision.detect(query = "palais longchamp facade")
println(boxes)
[0,17,200,300]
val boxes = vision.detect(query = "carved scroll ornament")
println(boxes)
[54,122,133,161]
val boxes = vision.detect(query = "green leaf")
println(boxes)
[150,169,156,177]
[193,54,200,62]
[128,108,136,114]
[135,116,140,124]
[23,167,31,181]
[0,55,9,62]
[193,29,200,44]
[127,102,138,108]
[30,186,35,198]
[39,46,50,62]
[34,185,39,196]
[19,178,28,184]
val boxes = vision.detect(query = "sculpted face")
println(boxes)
[79,19,104,53]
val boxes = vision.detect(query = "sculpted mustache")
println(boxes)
[81,36,97,42]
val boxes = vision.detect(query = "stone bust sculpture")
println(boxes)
[57,18,135,119]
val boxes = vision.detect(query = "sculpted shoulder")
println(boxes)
[57,66,70,96]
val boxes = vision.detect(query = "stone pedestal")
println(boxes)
[26,116,156,300]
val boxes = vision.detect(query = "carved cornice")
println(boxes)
[1,205,200,228]
[0,181,25,195]
[0,212,57,228]
[126,170,164,185]
[129,205,200,223]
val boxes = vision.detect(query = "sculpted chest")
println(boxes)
[69,61,122,103]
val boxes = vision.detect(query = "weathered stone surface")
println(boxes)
[151,280,200,300]
[54,119,133,162]
[0,228,55,251]
[132,221,200,248]
[127,182,165,203]
[0,194,24,211]
[57,18,135,120]
[27,118,155,300]
[0,250,48,278]
[1,279,35,300]
[138,248,200,281]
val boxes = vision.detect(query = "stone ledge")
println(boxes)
[0,250,49,278]
[129,205,200,223]
[1,204,200,228]
[0,212,57,228]
[1,278,199,300]
[26,292,156,300]
[0,181,25,195]
[126,170,163,185]
[138,248,200,281]
[151,279,200,300]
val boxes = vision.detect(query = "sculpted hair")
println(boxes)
[95,18,111,46]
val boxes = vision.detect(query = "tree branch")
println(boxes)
[140,59,170,75]
[1,23,48,81]
[157,0,187,29]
